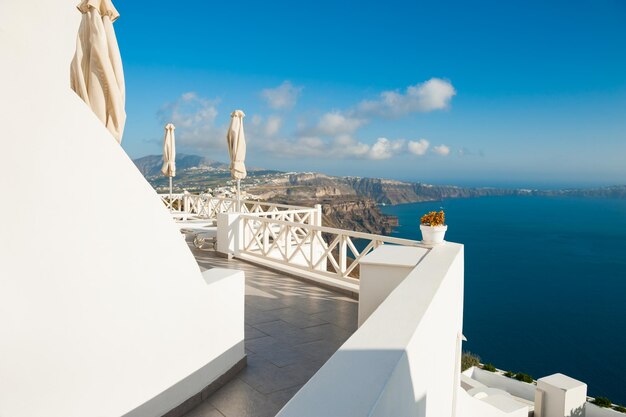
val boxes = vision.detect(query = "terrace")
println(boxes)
[159,193,466,417]
[164,194,619,417]
[164,193,426,294]
[182,244,358,417]
[3,3,611,415]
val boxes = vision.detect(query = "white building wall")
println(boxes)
[586,403,626,417]
[0,2,244,417]
[470,368,536,401]
[456,388,520,417]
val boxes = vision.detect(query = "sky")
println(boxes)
[114,0,626,187]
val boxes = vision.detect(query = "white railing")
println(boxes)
[160,193,185,211]
[163,193,425,290]
[238,214,425,286]
[159,194,320,224]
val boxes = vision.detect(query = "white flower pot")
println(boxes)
[420,224,447,245]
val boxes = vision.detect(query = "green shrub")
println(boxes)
[592,397,612,408]
[504,371,514,378]
[461,351,481,371]
[514,373,533,383]
[613,405,626,413]
[482,363,497,372]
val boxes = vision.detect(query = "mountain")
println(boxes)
[134,154,625,235]
[537,185,626,199]
[260,173,626,204]
[133,154,626,203]
[133,154,229,177]
[253,172,525,205]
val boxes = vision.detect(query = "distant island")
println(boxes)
[134,153,626,235]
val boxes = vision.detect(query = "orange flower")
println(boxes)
[420,210,445,226]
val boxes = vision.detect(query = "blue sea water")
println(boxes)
[381,196,626,403]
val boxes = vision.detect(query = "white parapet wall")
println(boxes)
[586,403,626,417]
[0,3,244,417]
[276,243,464,417]
[456,388,529,417]
[358,245,429,326]
[468,367,536,402]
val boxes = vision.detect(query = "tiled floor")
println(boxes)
[183,239,358,417]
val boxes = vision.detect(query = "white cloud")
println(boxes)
[334,135,371,158]
[432,144,451,156]
[357,78,456,117]
[264,116,282,136]
[261,134,368,159]
[247,114,283,137]
[298,136,325,149]
[157,78,456,161]
[368,138,405,160]
[259,135,405,161]
[247,115,283,139]
[158,92,224,150]
[260,136,325,157]
[261,81,303,110]
[180,92,197,101]
[314,112,367,136]
[160,92,218,128]
[271,78,455,160]
[457,147,485,157]
[408,139,430,156]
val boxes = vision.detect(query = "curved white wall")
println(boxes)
[0,2,244,416]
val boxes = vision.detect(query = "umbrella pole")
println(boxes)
[169,177,173,202]
[237,179,241,211]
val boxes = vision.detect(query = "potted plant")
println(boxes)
[420,210,447,245]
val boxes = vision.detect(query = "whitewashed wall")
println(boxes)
[456,388,516,417]
[0,2,244,417]
[586,403,626,417]
[469,367,536,401]
[277,243,464,417]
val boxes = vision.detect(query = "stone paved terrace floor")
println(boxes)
[182,238,358,417]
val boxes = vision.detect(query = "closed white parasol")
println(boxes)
[226,110,247,210]
[161,123,176,200]
[70,0,126,143]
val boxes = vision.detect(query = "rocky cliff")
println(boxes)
[347,177,530,204]
[268,195,397,236]
[319,198,397,235]
[536,185,626,199]
[259,173,526,205]
[134,154,626,237]
[255,174,397,235]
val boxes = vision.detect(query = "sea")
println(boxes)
[381,196,626,403]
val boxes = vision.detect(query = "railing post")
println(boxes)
[216,212,242,258]
[262,221,269,254]
[314,204,322,226]
[312,205,324,272]
[339,234,347,277]
[199,196,206,217]
[285,224,292,260]
[309,227,315,269]
[209,198,217,219]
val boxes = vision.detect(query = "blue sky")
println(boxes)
[115,0,626,187]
